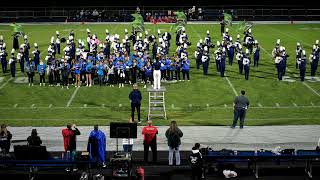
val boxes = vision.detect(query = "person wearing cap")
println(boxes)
[243,49,251,80]
[37,61,47,86]
[60,59,71,89]
[227,37,235,66]
[296,42,302,69]
[32,43,40,67]
[298,50,307,81]
[129,84,142,123]
[231,90,250,129]
[220,47,227,77]
[0,44,8,74]
[9,49,16,77]
[25,58,35,86]
[253,40,260,67]
[142,120,158,164]
[55,31,61,54]
[182,56,190,81]
[189,146,203,180]
[236,44,244,74]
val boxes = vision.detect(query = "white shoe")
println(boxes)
[144,85,146,88]
[89,84,92,87]
[32,83,34,86]
[40,83,42,86]
[43,83,45,86]
[67,86,69,89]
[57,83,60,87]
[29,83,31,86]
[122,84,124,87]
[61,86,64,89]
[119,84,121,88]
[86,84,89,87]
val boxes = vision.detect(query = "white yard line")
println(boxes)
[66,87,80,107]
[225,76,238,96]
[0,77,13,90]
[302,82,320,97]
[293,103,298,107]
[258,103,263,107]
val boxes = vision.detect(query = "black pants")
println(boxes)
[1,61,7,74]
[131,103,141,122]
[244,66,250,80]
[175,70,181,80]
[49,72,54,85]
[54,71,60,84]
[40,74,45,83]
[300,67,306,81]
[191,167,203,180]
[131,68,137,83]
[27,72,34,83]
[63,76,68,86]
[238,60,243,74]
[232,108,247,128]
[182,69,190,80]
[144,143,157,163]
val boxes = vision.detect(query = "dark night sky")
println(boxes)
[0,0,317,8]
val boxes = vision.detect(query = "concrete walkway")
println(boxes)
[7,125,320,152]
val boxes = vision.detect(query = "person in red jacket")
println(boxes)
[142,120,158,164]
[62,123,80,171]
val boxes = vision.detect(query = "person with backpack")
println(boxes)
[189,146,204,180]
[165,121,183,166]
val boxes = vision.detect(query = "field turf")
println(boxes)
[0,22,320,126]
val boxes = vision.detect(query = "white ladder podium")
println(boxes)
[147,87,167,120]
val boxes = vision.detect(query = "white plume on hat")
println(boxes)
[11,49,15,54]
[226,28,229,32]
[313,45,316,49]
[2,43,6,48]
[316,40,319,44]
[302,50,306,55]
[0,35,3,40]
[157,29,161,34]
[279,46,284,51]
[230,37,233,41]
[196,42,200,47]
[297,42,300,46]
[125,35,128,40]
[56,31,59,35]
[246,49,249,54]
[199,39,203,43]
[216,41,220,46]
[60,59,64,62]
[24,35,28,39]
[277,39,280,44]
[124,29,128,33]
[255,40,258,44]
[105,29,109,33]
[182,27,185,31]
[222,47,226,52]
[122,39,126,44]
[51,36,54,43]
[34,43,38,47]
[183,43,188,48]
[145,30,148,35]
[139,33,142,37]
[248,29,251,33]
[237,34,240,39]
[206,30,209,34]
[204,46,208,51]
[239,44,242,49]
[86,28,91,33]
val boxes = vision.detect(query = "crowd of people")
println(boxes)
[0,26,192,89]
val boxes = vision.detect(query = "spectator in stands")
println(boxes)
[189,146,203,180]
[0,124,12,153]
[123,117,134,153]
[231,90,250,129]
[62,123,80,171]
[87,125,106,167]
[142,120,158,164]
[27,129,42,146]
[165,121,183,166]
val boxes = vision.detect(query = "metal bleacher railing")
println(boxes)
[0,6,320,22]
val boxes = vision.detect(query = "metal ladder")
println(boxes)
[147,87,167,120]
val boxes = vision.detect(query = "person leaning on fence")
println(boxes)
[27,129,42,146]
[165,121,183,166]
[0,124,12,154]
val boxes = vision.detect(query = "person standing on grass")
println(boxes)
[298,50,307,82]
[62,123,80,172]
[243,49,250,80]
[231,90,250,129]
[142,120,158,164]
[129,84,142,123]
[165,121,183,166]
[73,59,81,87]
[60,59,71,89]
[37,61,46,86]
[25,58,35,86]
[9,49,16,77]
[182,56,190,81]
[85,59,93,87]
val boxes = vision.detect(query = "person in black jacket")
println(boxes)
[129,84,142,123]
[27,129,42,146]
[0,124,12,153]
[189,146,203,180]
[165,121,183,166]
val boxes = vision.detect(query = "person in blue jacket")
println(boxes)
[227,38,235,66]
[25,58,35,86]
[144,61,153,88]
[87,125,106,167]
[253,40,260,67]
[73,59,82,87]
[37,61,47,86]
[60,59,71,89]
[181,56,190,81]
[86,59,93,87]
[96,61,105,86]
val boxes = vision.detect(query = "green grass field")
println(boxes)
[0,22,320,126]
